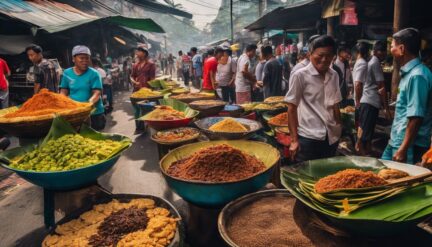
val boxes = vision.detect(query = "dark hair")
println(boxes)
[373,40,387,52]
[178,50,183,56]
[191,47,198,53]
[393,28,421,55]
[207,48,215,56]
[310,35,336,54]
[91,57,103,67]
[261,45,273,56]
[224,49,232,56]
[215,47,224,55]
[246,44,257,52]
[25,44,42,54]
[337,45,350,55]
[356,41,369,58]
[136,47,149,56]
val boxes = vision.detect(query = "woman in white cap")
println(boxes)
[60,45,106,130]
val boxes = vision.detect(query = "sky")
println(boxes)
[174,0,223,30]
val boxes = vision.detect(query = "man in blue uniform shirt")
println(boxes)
[382,28,432,164]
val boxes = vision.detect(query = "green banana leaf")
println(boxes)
[281,156,432,223]
[148,79,162,89]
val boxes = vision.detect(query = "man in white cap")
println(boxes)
[60,45,105,130]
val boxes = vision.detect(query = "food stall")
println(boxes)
[0,83,431,247]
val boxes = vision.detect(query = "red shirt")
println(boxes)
[131,60,156,90]
[0,58,10,91]
[202,57,218,90]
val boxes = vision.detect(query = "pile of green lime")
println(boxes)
[10,134,124,172]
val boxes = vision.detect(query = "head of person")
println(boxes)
[178,50,183,56]
[297,51,307,62]
[391,28,420,65]
[355,41,369,59]
[72,45,91,72]
[373,40,387,61]
[135,47,149,61]
[214,47,224,60]
[245,44,257,59]
[25,44,43,64]
[309,35,336,74]
[285,38,293,46]
[261,45,273,60]
[91,57,103,68]
[190,47,198,55]
[307,34,320,52]
[275,46,282,56]
[207,48,215,57]
[337,45,351,62]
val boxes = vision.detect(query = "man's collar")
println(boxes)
[400,58,421,76]
[306,62,321,76]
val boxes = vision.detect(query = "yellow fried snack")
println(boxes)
[42,199,177,247]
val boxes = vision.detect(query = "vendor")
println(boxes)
[25,44,59,94]
[130,47,156,91]
[60,45,105,130]
[285,35,342,162]
[382,28,432,164]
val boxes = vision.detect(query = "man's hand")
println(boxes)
[256,81,263,87]
[393,147,407,162]
[384,108,392,120]
[355,101,360,109]
[289,140,300,161]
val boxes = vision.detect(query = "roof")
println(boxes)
[128,0,192,19]
[245,0,321,31]
[0,0,164,33]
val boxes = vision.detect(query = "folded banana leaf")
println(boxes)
[281,156,432,223]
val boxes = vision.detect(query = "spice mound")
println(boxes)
[10,134,125,172]
[171,92,213,99]
[268,112,288,126]
[154,128,199,142]
[209,118,248,132]
[166,144,266,182]
[314,169,388,194]
[145,105,186,120]
[131,88,162,98]
[227,196,313,247]
[4,89,87,118]
[42,198,178,247]
[88,207,149,246]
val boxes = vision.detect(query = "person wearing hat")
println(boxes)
[60,45,105,130]
[130,47,156,90]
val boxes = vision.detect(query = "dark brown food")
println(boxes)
[227,196,313,247]
[314,169,388,194]
[166,144,266,182]
[88,207,148,247]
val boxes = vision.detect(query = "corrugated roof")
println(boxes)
[0,0,165,33]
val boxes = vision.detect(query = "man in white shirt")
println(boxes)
[334,45,352,97]
[234,44,257,104]
[285,35,342,162]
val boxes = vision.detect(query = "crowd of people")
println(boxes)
[0,27,432,167]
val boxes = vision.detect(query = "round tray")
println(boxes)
[189,100,227,117]
[130,95,164,105]
[151,127,201,145]
[194,117,262,140]
[170,94,216,104]
[42,193,184,247]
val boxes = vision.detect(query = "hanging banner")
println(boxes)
[340,0,358,25]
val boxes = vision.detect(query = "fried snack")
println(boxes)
[264,96,284,103]
[154,128,199,142]
[253,103,273,110]
[378,168,409,180]
[209,118,248,132]
[42,199,177,247]
[131,88,162,98]
[314,169,388,194]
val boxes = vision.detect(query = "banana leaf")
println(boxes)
[148,79,162,89]
[159,98,199,118]
[281,156,432,224]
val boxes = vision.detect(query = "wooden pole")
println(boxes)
[327,17,335,37]
[230,0,234,42]
[391,0,409,101]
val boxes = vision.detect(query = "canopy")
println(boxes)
[0,0,164,33]
[245,0,321,32]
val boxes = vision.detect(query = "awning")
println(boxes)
[0,0,164,33]
[245,0,321,32]
[0,35,34,55]
[128,0,193,19]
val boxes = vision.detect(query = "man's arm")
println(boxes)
[288,104,300,161]
[333,103,342,125]
[89,89,102,106]
[354,81,363,107]
[242,63,257,83]
[393,117,423,162]
[210,70,217,88]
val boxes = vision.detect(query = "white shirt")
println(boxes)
[235,54,251,92]
[334,58,352,86]
[352,58,368,83]
[216,57,236,87]
[291,59,310,75]
[285,62,342,144]
[361,56,384,109]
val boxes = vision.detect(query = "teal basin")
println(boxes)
[160,140,280,207]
